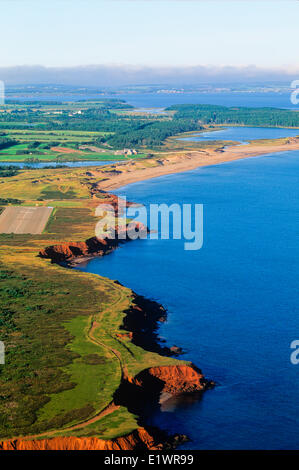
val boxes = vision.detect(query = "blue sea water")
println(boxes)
[3,127,299,169]
[3,127,298,169]
[9,90,299,110]
[117,91,298,111]
[180,126,299,144]
[0,160,119,169]
[78,148,299,449]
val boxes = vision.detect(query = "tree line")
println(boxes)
[167,104,299,128]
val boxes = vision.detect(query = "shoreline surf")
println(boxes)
[97,137,299,191]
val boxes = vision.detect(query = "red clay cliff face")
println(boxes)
[39,223,148,264]
[0,366,212,451]
[0,428,163,451]
[39,237,116,263]
[32,208,214,451]
[131,364,212,395]
[113,364,213,425]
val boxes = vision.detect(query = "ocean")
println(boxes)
[8,90,299,110]
[78,140,299,449]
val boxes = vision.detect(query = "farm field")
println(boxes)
[0,161,183,440]
[2,97,299,447]
[0,126,149,162]
[0,206,53,234]
[0,129,120,162]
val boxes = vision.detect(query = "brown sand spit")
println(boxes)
[3,136,297,451]
[97,137,299,190]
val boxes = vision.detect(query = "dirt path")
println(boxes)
[89,319,129,381]
[13,279,130,440]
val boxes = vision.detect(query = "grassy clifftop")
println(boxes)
[0,165,183,441]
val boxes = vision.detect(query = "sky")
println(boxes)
[1,1,299,85]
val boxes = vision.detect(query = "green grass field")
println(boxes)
[0,166,184,440]
[0,129,147,162]
[6,129,112,141]
[0,152,119,162]
[0,227,181,439]
[0,101,208,443]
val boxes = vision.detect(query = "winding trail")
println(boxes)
[13,278,131,440]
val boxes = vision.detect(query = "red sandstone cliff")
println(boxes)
[131,364,212,395]
[29,207,213,451]
[0,365,212,450]
[39,222,148,264]
[39,237,116,263]
[0,428,163,451]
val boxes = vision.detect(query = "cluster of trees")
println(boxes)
[0,198,22,205]
[76,99,134,110]
[6,100,63,105]
[99,118,201,148]
[14,141,46,155]
[1,102,299,151]
[27,141,40,149]
[0,104,201,148]
[167,104,299,128]
[0,165,19,177]
[0,108,136,132]
[0,136,17,150]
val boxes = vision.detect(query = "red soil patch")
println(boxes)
[51,147,83,154]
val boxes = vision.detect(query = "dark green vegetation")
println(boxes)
[0,196,127,439]
[0,261,112,437]
[2,100,299,160]
[99,118,200,148]
[0,136,17,150]
[0,198,22,205]
[0,99,201,151]
[168,104,299,128]
[0,100,203,161]
[0,167,182,440]
[1,97,299,442]
[0,165,19,177]
[5,99,133,109]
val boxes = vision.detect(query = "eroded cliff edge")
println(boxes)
[0,205,214,450]
[1,364,212,450]
[0,427,179,451]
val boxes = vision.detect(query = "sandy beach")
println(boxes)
[97,138,299,191]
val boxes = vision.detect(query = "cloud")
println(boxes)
[1,64,299,87]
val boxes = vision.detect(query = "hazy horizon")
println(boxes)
[1,0,299,88]
[2,64,299,87]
